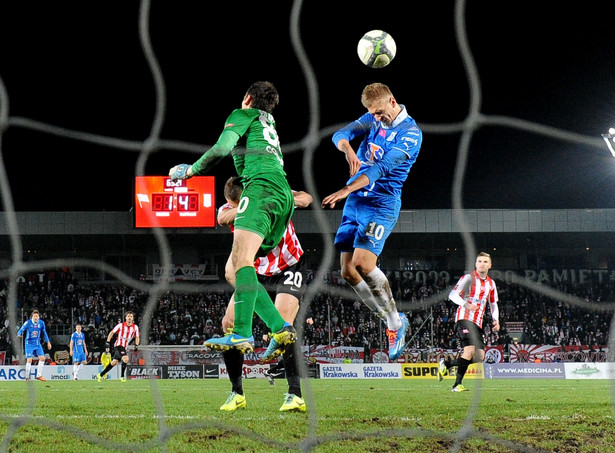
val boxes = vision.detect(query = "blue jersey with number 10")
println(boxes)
[332,105,422,201]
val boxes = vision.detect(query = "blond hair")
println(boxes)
[361,82,393,108]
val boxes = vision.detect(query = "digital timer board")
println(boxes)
[134,176,216,228]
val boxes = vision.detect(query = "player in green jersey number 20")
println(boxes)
[169,81,296,361]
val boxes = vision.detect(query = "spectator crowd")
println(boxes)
[0,268,612,363]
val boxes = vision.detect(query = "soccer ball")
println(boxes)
[357,30,396,68]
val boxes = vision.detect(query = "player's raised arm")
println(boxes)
[169,129,240,181]
[336,139,361,177]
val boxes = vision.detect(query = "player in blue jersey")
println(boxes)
[69,323,89,380]
[17,309,52,381]
[322,83,423,361]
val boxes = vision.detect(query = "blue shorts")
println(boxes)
[334,195,400,256]
[73,352,86,363]
[25,345,44,359]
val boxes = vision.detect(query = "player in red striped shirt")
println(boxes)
[217,176,312,412]
[217,178,305,278]
[97,311,140,382]
[438,252,500,392]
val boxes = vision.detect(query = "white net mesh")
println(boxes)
[1,1,615,452]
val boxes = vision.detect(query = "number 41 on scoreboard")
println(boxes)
[134,176,216,228]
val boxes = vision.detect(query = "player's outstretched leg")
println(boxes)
[386,312,409,361]
[205,333,255,353]
[261,323,296,362]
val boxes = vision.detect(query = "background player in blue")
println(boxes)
[17,309,52,381]
[69,322,89,380]
[322,83,422,361]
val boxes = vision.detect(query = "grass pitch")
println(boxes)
[1,378,614,452]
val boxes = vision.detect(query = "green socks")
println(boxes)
[234,266,285,337]
[254,283,286,333]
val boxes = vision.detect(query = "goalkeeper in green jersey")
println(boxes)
[169,81,296,359]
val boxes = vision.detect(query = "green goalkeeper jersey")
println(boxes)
[191,108,287,183]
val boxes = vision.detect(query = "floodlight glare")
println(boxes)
[601,129,615,157]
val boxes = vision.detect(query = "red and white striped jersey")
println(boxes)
[111,322,140,348]
[218,202,304,277]
[450,271,498,328]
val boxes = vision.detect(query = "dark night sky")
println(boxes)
[2,1,615,213]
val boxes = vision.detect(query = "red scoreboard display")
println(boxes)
[134,176,216,228]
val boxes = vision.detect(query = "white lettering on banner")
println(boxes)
[152,264,208,282]
[386,268,615,285]
[0,365,119,380]
[168,369,200,378]
[128,367,162,379]
[499,367,563,374]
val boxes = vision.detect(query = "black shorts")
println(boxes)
[455,320,485,350]
[112,345,127,361]
[258,259,306,302]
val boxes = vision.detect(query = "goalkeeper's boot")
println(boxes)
[451,384,469,392]
[387,313,409,361]
[120,377,127,382]
[279,393,306,412]
[205,334,254,354]
[261,323,296,362]
[220,392,246,411]
[438,358,448,382]
[96,373,102,382]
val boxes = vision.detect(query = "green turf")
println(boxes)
[1,378,614,452]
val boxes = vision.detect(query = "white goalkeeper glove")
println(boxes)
[169,164,193,181]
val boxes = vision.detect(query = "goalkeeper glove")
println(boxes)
[169,164,192,181]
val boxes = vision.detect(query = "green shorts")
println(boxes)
[234,176,294,254]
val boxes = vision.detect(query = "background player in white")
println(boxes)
[69,322,88,380]
[438,252,500,392]
[17,309,51,381]
[97,311,140,382]
[322,83,422,361]
[217,176,312,412]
